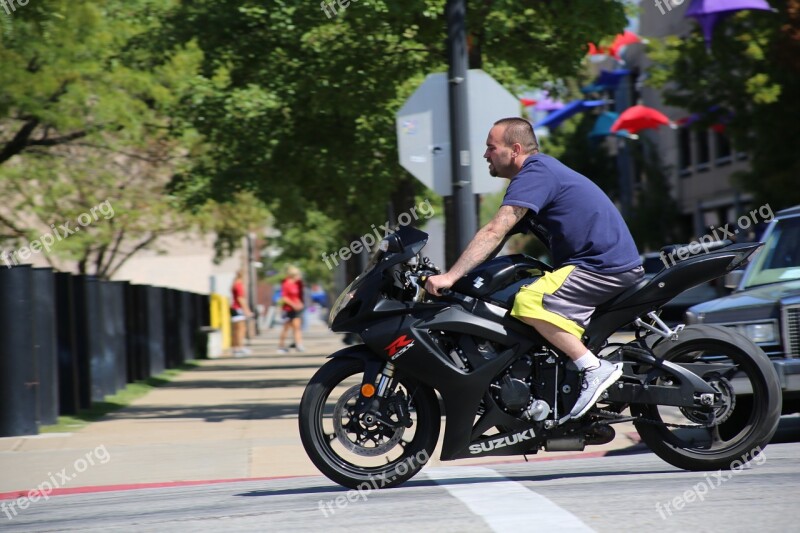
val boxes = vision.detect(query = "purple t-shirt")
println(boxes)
[502,154,641,274]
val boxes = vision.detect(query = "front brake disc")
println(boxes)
[333,384,404,456]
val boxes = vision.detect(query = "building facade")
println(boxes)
[636,0,754,237]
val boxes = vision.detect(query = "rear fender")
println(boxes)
[586,243,761,350]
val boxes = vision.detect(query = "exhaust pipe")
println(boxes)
[544,437,585,452]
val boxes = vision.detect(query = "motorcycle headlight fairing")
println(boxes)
[328,280,358,327]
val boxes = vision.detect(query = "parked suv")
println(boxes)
[686,205,800,412]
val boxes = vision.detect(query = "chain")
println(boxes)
[595,409,714,429]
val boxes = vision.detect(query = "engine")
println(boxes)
[433,333,557,422]
[492,356,534,414]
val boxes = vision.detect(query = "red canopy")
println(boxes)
[586,42,608,63]
[519,98,538,107]
[587,31,642,62]
[608,31,642,60]
[611,105,673,134]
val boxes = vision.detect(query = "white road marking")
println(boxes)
[426,466,594,532]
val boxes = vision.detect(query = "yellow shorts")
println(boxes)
[511,264,644,339]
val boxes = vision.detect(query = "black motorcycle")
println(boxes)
[299,225,781,489]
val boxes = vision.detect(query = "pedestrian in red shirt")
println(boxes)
[231,270,252,356]
[277,265,304,353]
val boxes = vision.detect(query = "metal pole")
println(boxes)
[247,232,259,336]
[614,73,633,220]
[446,0,477,257]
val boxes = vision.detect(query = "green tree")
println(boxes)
[0,139,192,277]
[151,0,630,257]
[0,1,269,277]
[0,1,181,164]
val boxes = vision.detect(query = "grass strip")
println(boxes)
[40,362,200,433]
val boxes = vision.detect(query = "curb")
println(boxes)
[0,442,649,501]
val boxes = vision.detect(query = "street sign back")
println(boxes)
[396,69,521,196]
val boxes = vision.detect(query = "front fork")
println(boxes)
[356,361,413,429]
[375,362,396,397]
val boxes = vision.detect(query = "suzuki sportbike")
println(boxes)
[299,225,781,489]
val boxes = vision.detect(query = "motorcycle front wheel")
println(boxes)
[298,354,440,489]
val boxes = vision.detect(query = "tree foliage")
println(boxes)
[151,0,629,255]
[0,0,270,277]
[1,0,631,280]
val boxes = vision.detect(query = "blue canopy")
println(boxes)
[589,111,633,139]
[534,99,607,130]
[581,69,631,93]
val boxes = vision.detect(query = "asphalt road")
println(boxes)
[5,432,800,533]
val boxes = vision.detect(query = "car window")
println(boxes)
[744,216,800,288]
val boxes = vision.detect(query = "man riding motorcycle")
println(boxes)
[425,117,645,422]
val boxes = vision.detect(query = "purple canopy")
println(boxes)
[686,0,773,47]
[534,94,565,112]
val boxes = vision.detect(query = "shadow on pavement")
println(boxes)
[157,378,310,389]
[234,467,676,498]
[188,363,323,372]
[105,402,301,421]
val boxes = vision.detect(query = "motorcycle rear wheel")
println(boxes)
[299,356,440,489]
[632,325,781,471]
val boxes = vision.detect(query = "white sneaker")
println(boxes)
[277,347,289,354]
[568,360,623,420]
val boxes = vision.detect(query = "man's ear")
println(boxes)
[512,143,523,157]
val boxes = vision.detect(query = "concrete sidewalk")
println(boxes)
[0,322,644,495]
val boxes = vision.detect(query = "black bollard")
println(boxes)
[55,272,79,415]
[163,288,179,368]
[110,281,128,391]
[128,284,149,381]
[32,267,58,426]
[72,275,93,410]
[86,277,113,403]
[201,293,211,326]
[145,286,166,376]
[180,291,195,361]
[0,265,37,437]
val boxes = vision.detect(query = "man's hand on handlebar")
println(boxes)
[424,273,455,297]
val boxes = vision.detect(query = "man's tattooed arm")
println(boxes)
[445,205,528,280]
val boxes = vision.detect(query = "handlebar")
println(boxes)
[417,274,452,297]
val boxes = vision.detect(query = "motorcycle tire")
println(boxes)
[299,355,440,489]
[632,325,781,471]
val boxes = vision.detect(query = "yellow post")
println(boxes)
[210,293,231,349]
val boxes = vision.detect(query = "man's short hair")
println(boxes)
[494,118,539,154]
